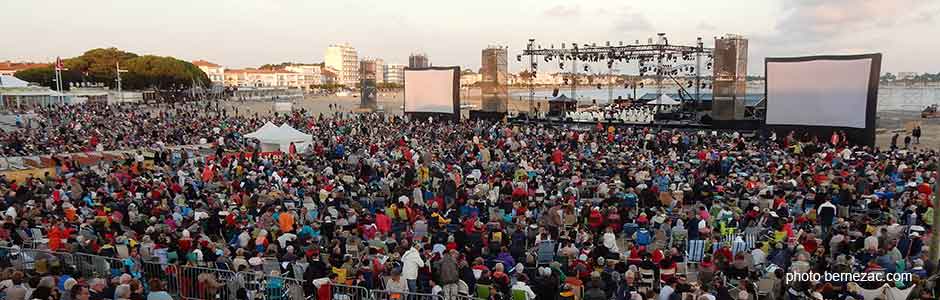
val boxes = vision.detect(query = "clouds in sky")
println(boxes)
[1,0,938,74]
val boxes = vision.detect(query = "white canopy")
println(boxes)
[245,122,313,152]
[245,122,280,139]
[646,94,681,105]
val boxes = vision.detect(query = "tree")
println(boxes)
[13,47,209,91]
[13,66,83,90]
[881,72,896,82]
[121,55,210,90]
[518,70,535,82]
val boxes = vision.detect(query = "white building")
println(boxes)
[460,72,481,86]
[285,64,325,87]
[0,75,68,109]
[385,64,405,85]
[898,72,918,80]
[192,60,225,86]
[325,43,359,87]
[225,69,305,88]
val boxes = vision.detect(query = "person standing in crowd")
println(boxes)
[913,125,922,144]
[402,242,425,293]
[437,249,460,300]
[0,104,937,300]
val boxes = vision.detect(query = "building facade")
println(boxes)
[325,43,359,87]
[285,64,326,87]
[0,61,49,77]
[408,53,429,69]
[192,60,225,86]
[224,69,309,88]
[897,72,918,80]
[359,59,385,83]
[385,64,405,85]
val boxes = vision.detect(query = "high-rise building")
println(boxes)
[408,53,429,69]
[480,46,509,112]
[385,64,406,85]
[712,34,748,120]
[325,43,359,87]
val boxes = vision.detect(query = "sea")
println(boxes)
[510,84,940,112]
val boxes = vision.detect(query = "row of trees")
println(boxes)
[14,48,210,91]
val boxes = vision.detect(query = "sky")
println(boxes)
[3,0,939,75]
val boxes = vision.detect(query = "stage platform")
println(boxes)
[508,116,713,130]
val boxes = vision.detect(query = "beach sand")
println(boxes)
[220,88,939,150]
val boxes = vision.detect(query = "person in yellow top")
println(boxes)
[418,165,430,184]
[279,208,295,233]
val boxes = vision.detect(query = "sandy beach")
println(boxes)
[218,87,938,151]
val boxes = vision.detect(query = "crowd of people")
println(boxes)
[0,101,938,300]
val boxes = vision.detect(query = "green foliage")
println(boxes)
[13,47,209,91]
[121,55,210,90]
[13,66,83,90]
[309,83,346,91]
[881,72,897,82]
[376,82,402,89]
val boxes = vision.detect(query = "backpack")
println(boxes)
[636,229,651,246]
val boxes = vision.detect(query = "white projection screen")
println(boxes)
[766,57,874,128]
[404,67,460,116]
[764,54,881,146]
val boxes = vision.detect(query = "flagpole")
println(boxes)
[116,61,124,104]
[55,57,63,105]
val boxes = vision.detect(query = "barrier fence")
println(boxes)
[0,247,305,300]
[333,283,372,300]
[372,290,444,300]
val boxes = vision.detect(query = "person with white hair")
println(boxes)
[113,284,132,300]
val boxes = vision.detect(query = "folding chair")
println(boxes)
[638,268,656,294]
[476,284,492,300]
[756,278,774,300]
[511,289,528,300]
[535,240,557,266]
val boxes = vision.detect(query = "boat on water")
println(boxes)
[923,104,940,118]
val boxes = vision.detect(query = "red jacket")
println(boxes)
[375,213,391,234]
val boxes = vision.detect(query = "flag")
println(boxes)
[55,57,64,71]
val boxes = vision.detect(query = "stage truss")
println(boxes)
[520,34,715,116]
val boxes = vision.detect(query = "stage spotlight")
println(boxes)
[639,83,644,88]
[597,84,602,89]
[584,65,589,72]
[559,62,564,69]
[517,55,522,62]
[624,83,629,89]
[563,78,568,85]
[544,56,549,62]
[552,88,559,97]
[687,81,693,88]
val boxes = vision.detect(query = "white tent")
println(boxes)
[646,94,681,105]
[245,122,313,152]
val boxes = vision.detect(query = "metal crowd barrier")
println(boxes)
[372,290,444,300]
[332,283,371,300]
[0,247,307,300]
